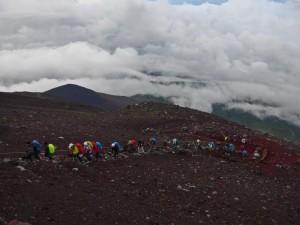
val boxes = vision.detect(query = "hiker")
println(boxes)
[96,141,104,158]
[32,139,41,159]
[242,149,248,158]
[91,141,100,160]
[68,143,82,162]
[222,145,228,154]
[137,140,145,153]
[149,137,157,152]
[228,143,235,155]
[111,141,121,159]
[240,138,247,150]
[239,139,248,158]
[251,150,261,160]
[172,138,179,151]
[84,141,94,161]
[127,139,137,153]
[196,139,202,150]
[76,143,84,155]
[224,135,229,143]
[222,143,233,155]
[44,141,55,160]
[208,141,216,152]
[22,139,41,161]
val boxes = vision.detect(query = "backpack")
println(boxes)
[150,138,157,145]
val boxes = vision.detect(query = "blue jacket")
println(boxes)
[96,142,103,151]
[32,140,41,153]
[113,141,121,150]
[150,138,157,145]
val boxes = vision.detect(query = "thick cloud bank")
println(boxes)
[0,0,299,126]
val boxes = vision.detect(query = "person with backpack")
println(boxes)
[224,135,229,143]
[137,140,145,153]
[228,143,235,155]
[68,143,82,162]
[32,139,41,159]
[84,141,95,161]
[172,138,180,152]
[127,139,137,154]
[242,149,248,158]
[91,141,100,160]
[76,143,84,155]
[149,137,157,152]
[196,139,202,151]
[241,138,247,150]
[22,139,41,161]
[208,141,216,153]
[96,141,104,158]
[44,141,55,160]
[111,141,121,159]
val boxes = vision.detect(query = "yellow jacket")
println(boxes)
[48,144,55,154]
[70,145,79,155]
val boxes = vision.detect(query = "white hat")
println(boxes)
[197,139,200,143]
[111,143,115,147]
[84,141,88,146]
[68,143,74,149]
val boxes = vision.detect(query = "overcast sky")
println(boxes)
[0,0,299,126]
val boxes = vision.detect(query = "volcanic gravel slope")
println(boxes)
[0,100,299,225]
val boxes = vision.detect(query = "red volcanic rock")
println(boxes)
[0,97,299,225]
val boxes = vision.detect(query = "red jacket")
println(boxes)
[92,141,99,154]
[131,140,137,146]
[76,143,84,154]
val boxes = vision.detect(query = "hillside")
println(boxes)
[130,94,300,144]
[45,84,138,111]
[0,92,299,225]
[0,91,102,112]
[212,104,300,144]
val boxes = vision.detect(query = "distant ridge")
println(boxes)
[0,91,103,112]
[45,84,138,111]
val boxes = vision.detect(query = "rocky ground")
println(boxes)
[0,101,299,225]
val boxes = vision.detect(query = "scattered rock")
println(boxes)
[189,185,196,189]
[3,158,11,163]
[16,166,26,171]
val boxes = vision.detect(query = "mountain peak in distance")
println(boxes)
[44,84,138,111]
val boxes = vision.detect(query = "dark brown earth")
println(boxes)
[0,97,299,225]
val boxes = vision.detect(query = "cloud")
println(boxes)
[0,0,299,126]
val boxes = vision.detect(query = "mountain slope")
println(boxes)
[0,93,299,225]
[212,104,300,144]
[0,91,100,112]
[130,94,300,143]
[45,84,138,111]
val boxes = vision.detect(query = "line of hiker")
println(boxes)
[22,137,159,162]
[22,140,55,162]
[196,136,265,161]
[22,135,264,163]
